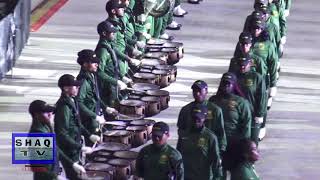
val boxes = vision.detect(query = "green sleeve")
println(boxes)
[279,7,287,37]
[78,81,97,120]
[210,135,223,178]
[135,148,145,178]
[177,106,187,136]
[54,105,82,150]
[255,75,267,117]
[228,58,238,73]
[170,150,184,180]
[286,0,291,10]
[79,122,91,139]
[114,48,131,63]
[57,146,74,166]
[240,100,252,139]
[267,43,278,87]
[215,107,227,152]
[96,48,118,86]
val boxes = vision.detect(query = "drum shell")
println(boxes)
[119,100,146,116]
[152,69,171,88]
[145,90,170,110]
[164,49,179,65]
[126,126,148,147]
[103,130,133,147]
[130,119,156,140]
[107,159,132,180]
[155,65,177,83]
[113,151,138,175]
[140,96,161,117]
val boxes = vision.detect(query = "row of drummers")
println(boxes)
[75,32,184,180]
[89,34,185,180]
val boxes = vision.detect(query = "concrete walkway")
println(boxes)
[0,0,319,179]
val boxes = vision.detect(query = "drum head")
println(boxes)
[113,151,139,160]
[132,83,160,91]
[103,130,132,137]
[146,89,169,96]
[107,158,131,167]
[119,100,145,107]
[93,142,130,152]
[85,163,115,172]
[130,119,156,126]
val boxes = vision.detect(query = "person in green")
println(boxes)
[76,49,118,146]
[209,72,252,175]
[121,0,147,49]
[136,121,184,180]
[54,74,101,180]
[95,20,130,107]
[231,139,260,180]
[266,0,287,57]
[105,0,141,77]
[28,100,60,180]
[243,9,280,57]
[231,56,267,145]
[177,104,222,180]
[279,0,291,17]
[177,80,227,153]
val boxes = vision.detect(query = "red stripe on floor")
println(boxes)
[30,0,68,32]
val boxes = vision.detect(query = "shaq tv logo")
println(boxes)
[12,133,55,164]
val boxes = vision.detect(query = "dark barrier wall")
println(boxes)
[0,0,30,78]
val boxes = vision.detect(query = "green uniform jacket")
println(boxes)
[124,8,138,46]
[209,94,252,141]
[29,120,60,180]
[54,94,91,161]
[95,38,120,106]
[177,127,222,180]
[236,71,267,118]
[269,2,287,37]
[77,70,106,134]
[251,35,278,87]
[231,162,260,180]
[177,100,227,152]
[136,144,184,180]
[107,17,130,77]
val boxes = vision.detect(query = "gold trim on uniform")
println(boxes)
[159,154,168,164]
[198,137,207,148]
[245,79,254,87]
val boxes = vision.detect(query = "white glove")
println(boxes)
[145,22,152,30]
[122,76,133,84]
[284,10,290,17]
[146,0,157,3]
[106,107,119,115]
[89,135,101,143]
[279,43,284,55]
[281,36,287,45]
[72,162,86,174]
[137,14,147,23]
[81,146,93,154]
[95,115,106,124]
[269,87,277,97]
[142,32,152,39]
[132,48,143,57]
[136,41,146,49]
[267,97,273,109]
[117,80,128,90]
[130,58,141,66]
[254,117,264,124]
